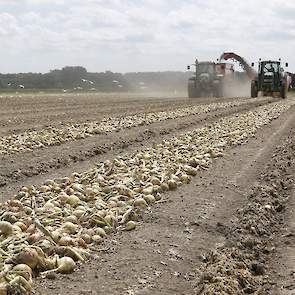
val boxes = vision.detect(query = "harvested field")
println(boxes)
[0,93,294,295]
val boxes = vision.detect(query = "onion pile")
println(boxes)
[0,98,263,155]
[0,100,293,294]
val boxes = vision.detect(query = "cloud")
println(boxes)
[0,0,294,73]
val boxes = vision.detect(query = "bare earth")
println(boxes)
[0,93,294,294]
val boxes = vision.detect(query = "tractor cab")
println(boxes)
[261,61,279,73]
[195,62,215,75]
[260,61,280,79]
[259,61,281,93]
[187,61,223,98]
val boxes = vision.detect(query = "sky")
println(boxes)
[0,0,294,73]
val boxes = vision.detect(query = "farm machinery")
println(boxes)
[250,60,289,98]
[187,60,234,98]
[187,52,291,99]
[220,52,290,98]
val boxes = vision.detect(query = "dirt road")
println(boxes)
[0,93,294,295]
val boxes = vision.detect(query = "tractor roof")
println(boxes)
[198,61,215,64]
[260,60,280,63]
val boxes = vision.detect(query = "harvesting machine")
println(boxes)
[187,59,234,98]
[220,52,290,98]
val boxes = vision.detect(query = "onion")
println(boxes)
[184,166,198,176]
[142,187,154,195]
[0,221,13,236]
[167,179,177,190]
[85,229,95,236]
[62,222,77,234]
[2,212,17,224]
[143,194,156,205]
[115,185,133,197]
[133,198,148,208]
[80,234,92,244]
[39,185,51,193]
[21,186,29,192]
[66,187,74,195]
[9,276,32,293]
[188,157,201,167]
[180,174,190,183]
[151,177,161,185]
[39,239,52,251]
[92,235,103,244]
[126,221,137,231]
[104,214,114,226]
[72,183,84,193]
[44,258,57,270]
[95,228,106,238]
[152,185,161,194]
[117,200,126,207]
[26,224,36,234]
[160,183,169,191]
[14,222,27,232]
[45,179,55,186]
[9,199,23,208]
[11,248,40,269]
[12,224,22,233]
[154,193,162,201]
[108,200,117,208]
[67,195,80,207]
[58,192,69,204]
[171,175,180,182]
[85,187,95,196]
[76,205,87,211]
[58,236,74,246]
[44,201,55,210]
[27,233,42,244]
[73,209,85,219]
[51,230,61,242]
[76,237,87,248]
[12,264,32,281]
[64,215,78,224]
[57,256,76,274]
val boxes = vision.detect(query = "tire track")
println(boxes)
[195,110,295,295]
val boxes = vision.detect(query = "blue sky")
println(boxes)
[0,0,294,73]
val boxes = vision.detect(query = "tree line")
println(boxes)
[0,66,191,93]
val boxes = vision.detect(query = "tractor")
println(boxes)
[187,59,234,98]
[250,60,289,98]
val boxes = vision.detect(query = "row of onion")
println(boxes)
[0,98,265,155]
[0,99,293,294]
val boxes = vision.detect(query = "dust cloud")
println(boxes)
[223,80,251,98]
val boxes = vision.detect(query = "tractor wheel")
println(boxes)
[280,83,286,99]
[251,81,258,98]
[188,85,199,98]
[215,82,223,98]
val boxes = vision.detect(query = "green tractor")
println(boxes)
[187,60,226,98]
[251,60,289,98]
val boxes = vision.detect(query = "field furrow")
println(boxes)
[0,99,293,294]
[0,98,265,156]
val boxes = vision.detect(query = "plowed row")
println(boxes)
[0,94,294,295]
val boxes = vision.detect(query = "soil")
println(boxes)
[0,93,294,295]
[0,93,237,136]
[0,96,272,196]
